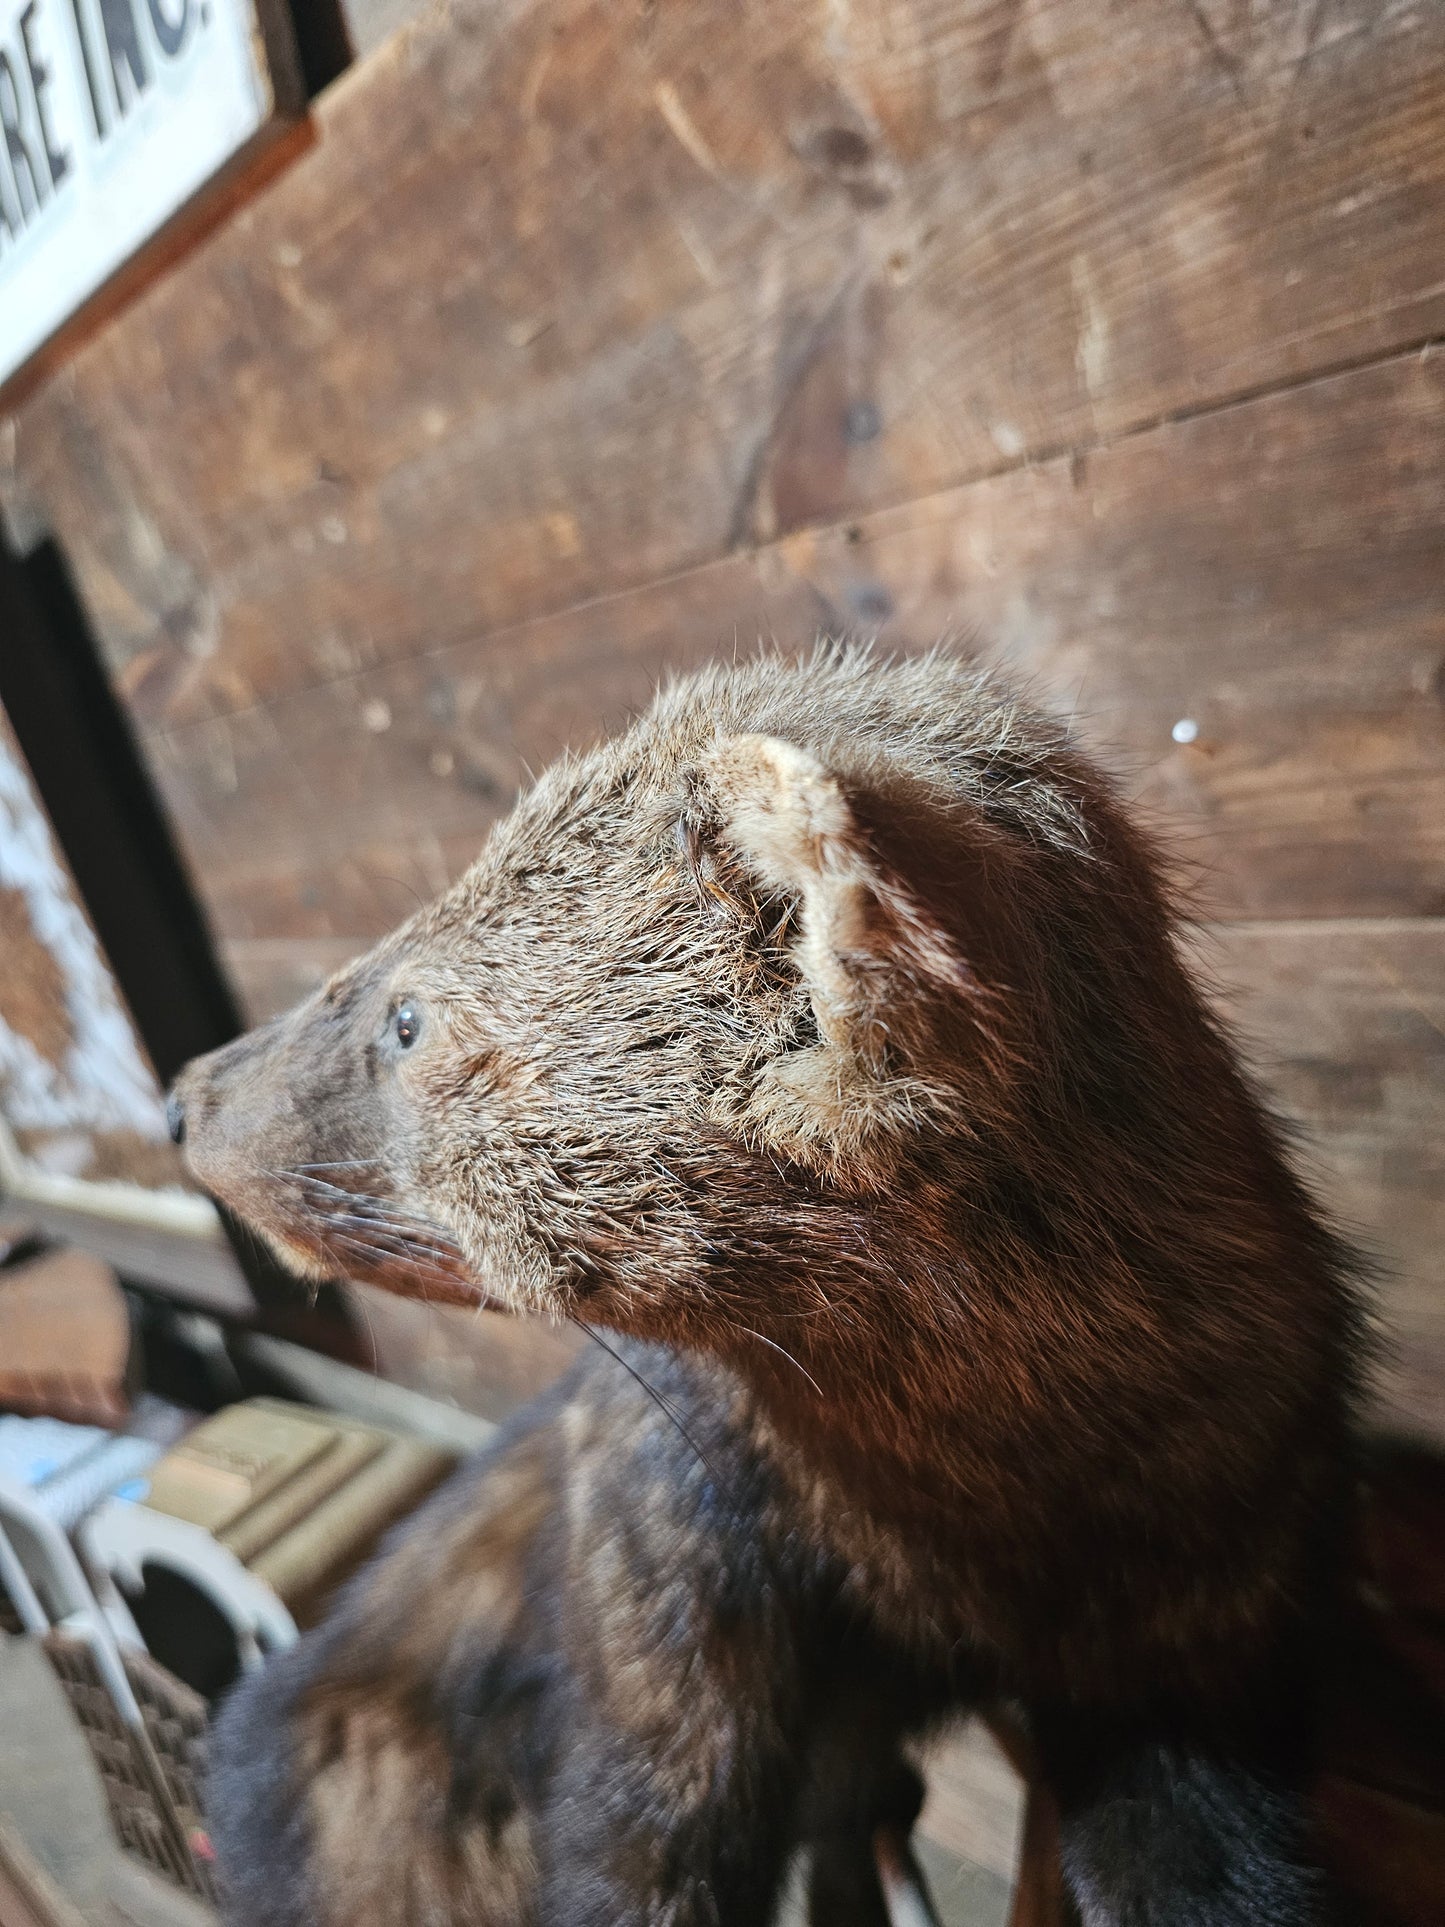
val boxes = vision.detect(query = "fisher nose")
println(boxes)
[165,1090,187,1146]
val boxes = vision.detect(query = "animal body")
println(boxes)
[171,648,1364,1925]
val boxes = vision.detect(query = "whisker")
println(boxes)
[330,1224,445,1270]
[324,1213,451,1260]
[282,1173,371,1204]
[265,1171,455,1253]
[347,1279,381,1375]
[568,1318,727,1492]
[738,1327,822,1398]
[329,1232,444,1307]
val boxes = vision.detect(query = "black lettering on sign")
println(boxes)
[68,0,110,138]
[19,3,69,188]
[0,49,43,218]
[145,0,192,59]
[98,0,150,116]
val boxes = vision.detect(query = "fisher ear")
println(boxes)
[698,735,973,1182]
[700,734,858,894]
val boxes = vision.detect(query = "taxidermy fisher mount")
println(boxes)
[172,647,1363,1927]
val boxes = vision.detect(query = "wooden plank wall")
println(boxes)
[3,0,1442,1434]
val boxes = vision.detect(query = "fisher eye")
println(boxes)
[394,1003,422,1049]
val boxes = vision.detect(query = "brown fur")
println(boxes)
[178,647,1364,1925]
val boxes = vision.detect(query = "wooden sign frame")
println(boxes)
[0,531,369,1362]
[0,0,317,413]
[0,535,250,1320]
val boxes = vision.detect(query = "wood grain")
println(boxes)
[8,0,1444,726]
[139,343,1445,944]
[1193,917,1445,1444]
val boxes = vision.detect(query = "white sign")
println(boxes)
[0,0,300,388]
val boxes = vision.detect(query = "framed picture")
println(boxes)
[0,0,312,406]
[0,706,253,1314]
